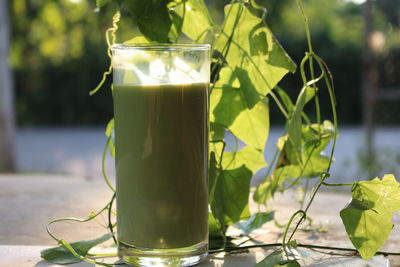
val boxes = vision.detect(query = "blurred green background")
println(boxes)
[9,0,400,126]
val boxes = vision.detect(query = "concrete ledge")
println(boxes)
[0,174,398,266]
[0,245,391,267]
[0,174,113,245]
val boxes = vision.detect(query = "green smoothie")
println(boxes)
[113,82,209,249]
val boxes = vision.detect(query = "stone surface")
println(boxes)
[0,174,399,266]
[0,174,113,245]
[0,246,391,267]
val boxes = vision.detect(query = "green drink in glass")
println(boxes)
[111,44,210,266]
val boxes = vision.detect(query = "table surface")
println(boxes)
[0,245,391,267]
[0,174,398,266]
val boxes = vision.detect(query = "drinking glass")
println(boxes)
[111,44,210,267]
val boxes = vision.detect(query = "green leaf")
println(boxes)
[287,87,307,164]
[40,233,112,264]
[222,145,267,173]
[276,155,330,179]
[210,122,225,142]
[286,85,318,165]
[275,87,295,114]
[208,151,220,210]
[340,200,392,261]
[168,0,214,43]
[235,211,274,235]
[211,67,259,126]
[211,67,270,150]
[123,36,151,44]
[287,240,298,249]
[209,208,237,251]
[253,177,276,204]
[215,3,296,98]
[254,248,300,267]
[230,96,269,152]
[96,0,111,9]
[208,212,239,250]
[105,118,114,137]
[280,262,301,267]
[274,135,330,180]
[212,2,295,150]
[352,174,400,213]
[277,121,333,176]
[340,174,400,260]
[105,118,115,157]
[254,124,333,205]
[210,165,253,225]
[304,86,317,103]
[302,120,334,156]
[122,0,174,43]
[209,141,224,168]
[208,212,223,238]
[276,136,300,167]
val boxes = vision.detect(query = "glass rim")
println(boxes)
[111,43,211,51]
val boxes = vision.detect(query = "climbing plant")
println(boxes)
[41,0,400,266]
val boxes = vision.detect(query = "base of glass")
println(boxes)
[118,240,208,267]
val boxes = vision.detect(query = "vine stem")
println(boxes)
[282,210,306,245]
[295,0,319,129]
[281,0,339,246]
[323,182,353,187]
[45,198,121,267]
[210,243,400,256]
[89,10,120,96]
[102,135,115,192]
[283,52,339,244]
[108,193,117,245]
[296,0,323,175]
[269,91,289,119]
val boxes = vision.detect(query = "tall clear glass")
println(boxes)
[111,44,210,267]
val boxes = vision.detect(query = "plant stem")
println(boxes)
[108,193,117,244]
[323,182,353,187]
[102,136,115,192]
[210,242,400,257]
[89,10,120,96]
[269,91,289,119]
[282,210,305,245]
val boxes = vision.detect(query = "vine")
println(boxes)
[41,0,400,266]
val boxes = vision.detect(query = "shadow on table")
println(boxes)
[199,253,258,267]
[34,260,98,267]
